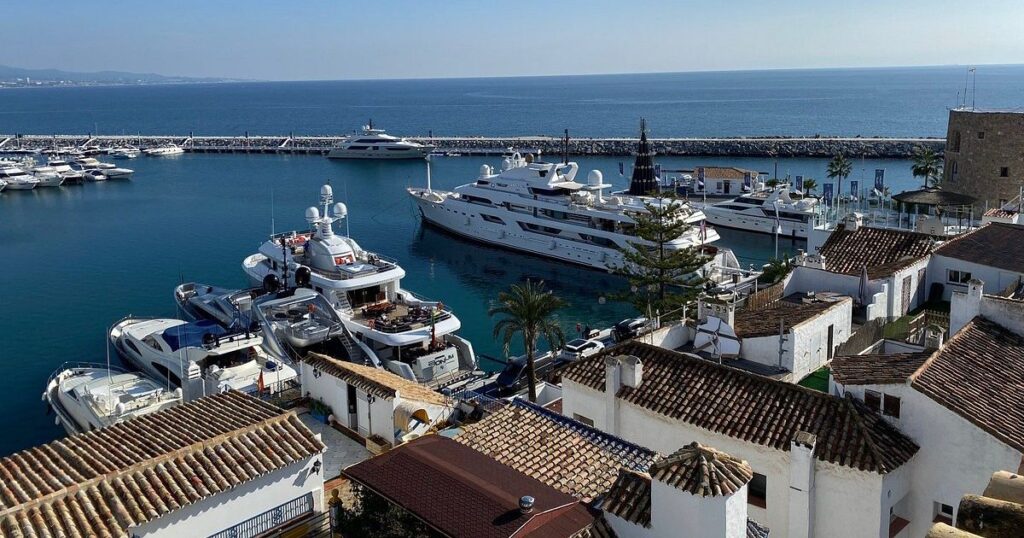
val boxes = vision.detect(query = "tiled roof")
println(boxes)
[455,399,658,501]
[933,222,1024,274]
[561,341,919,473]
[831,352,931,385]
[693,166,757,180]
[0,391,324,538]
[818,224,935,278]
[747,519,771,538]
[649,442,753,497]
[734,293,850,339]
[343,435,604,538]
[911,317,1024,453]
[983,208,1017,219]
[305,352,447,405]
[601,469,652,527]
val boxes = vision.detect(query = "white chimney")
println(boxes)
[950,278,984,335]
[844,213,861,232]
[604,355,622,435]
[698,293,736,326]
[923,325,945,350]
[620,355,643,388]
[788,431,817,538]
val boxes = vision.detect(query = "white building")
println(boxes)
[927,222,1024,301]
[301,353,452,446]
[560,343,920,538]
[726,292,852,381]
[830,280,1024,537]
[0,391,327,538]
[793,218,936,320]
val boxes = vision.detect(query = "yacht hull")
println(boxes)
[327,147,432,159]
[702,209,809,239]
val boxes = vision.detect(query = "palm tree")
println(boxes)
[802,178,818,194]
[766,178,781,189]
[489,280,567,402]
[826,155,853,201]
[911,147,943,188]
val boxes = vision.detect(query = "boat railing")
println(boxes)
[45,362,130,387]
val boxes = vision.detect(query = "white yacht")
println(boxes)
[109,146,140,159]
[43,363,182,434]
[143,144,185,156]
[83,169,108,182]
[242,184,476,386]
[0,165,40,190]
[110,317,298,401]
[73,156,116,170]
[47,158,85,184]
[327,122,433,160]
[693,187,819,239]
[408,151,718,271]
[0,180,7,193]
[31,164,65,187]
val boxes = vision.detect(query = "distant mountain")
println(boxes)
[0,64,239,84]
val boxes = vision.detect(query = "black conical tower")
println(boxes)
[628,118,658,195]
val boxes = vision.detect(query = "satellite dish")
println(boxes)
[693,316,741,358]
[305,206,320,222]
[333,202,347,218]
[320,184,333,198]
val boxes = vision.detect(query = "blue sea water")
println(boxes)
[1,66,1021,455]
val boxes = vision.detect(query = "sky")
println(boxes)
[2,0,1023,80]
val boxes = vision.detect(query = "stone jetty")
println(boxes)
[0,133,944,158]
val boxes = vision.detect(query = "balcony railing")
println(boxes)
[209,492,314,538]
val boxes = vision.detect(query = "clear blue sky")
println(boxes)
[3,0,1022,80]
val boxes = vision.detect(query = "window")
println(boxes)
[933,502,954,524]
[951,160,958,176]
[481,214,505,224]
[572,413,594,427]
[865,389,882,412]
[1000,167,1009,178]
[748,473,767,508]
[977,131,985,140]
[948,270,972,284]
[951,131,961,152]
[883,394,901,418]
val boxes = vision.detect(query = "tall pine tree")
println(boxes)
[615,194,709,319]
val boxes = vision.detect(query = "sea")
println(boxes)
[1,65,1022,454]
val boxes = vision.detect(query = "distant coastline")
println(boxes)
[0,63,245,89]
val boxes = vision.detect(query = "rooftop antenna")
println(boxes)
[962,67,970,108]
[970,67,977,110]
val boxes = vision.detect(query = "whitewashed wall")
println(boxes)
[739,299,851,381]
[928,254,1024,301]
[132,453,324,537]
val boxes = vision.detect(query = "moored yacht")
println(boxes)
[693,186,819,239]
[110,317,298,401]
[327,121,433,159]
[109,146,140,159]
[143,144,185,156]
[242,184,476,386]
[31,164,65,187]
[47,158,85,184]
[43,363,182,434]
[0,165,40,190]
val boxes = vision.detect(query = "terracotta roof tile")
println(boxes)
[0,391,324,538]
[692,166,758,180]
[831,353,931,385]
[649,442,753,497]
[601,469,652,527]
[561,342,919,473]
[342,435,602,538]
[734,293,850,338]
[818,224,935,278]
[911,317,1024,453]
[454,399,658,501]
[933,222,1024,274]
[304,353,447,406]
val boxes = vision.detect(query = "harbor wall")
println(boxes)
[0,133,945,158]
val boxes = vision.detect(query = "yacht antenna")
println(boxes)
[271,187,275,236]
[426,154,432,193]
[563,129,569,164]
[106,322,113,387]
[344,180,350,237]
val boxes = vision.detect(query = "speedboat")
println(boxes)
[101,166,134,180]
[692,186,819,239]
[31,165,65,187]
[0,165,40,190]
[243,184,477,387]
[110,317,298,401]
[83,169,107,182]
[143,144,185,156]
[109,146,140,159]
[74,157,116,170]
[326,121,433,159]
[47,158,85,184]
[43,363,182,435]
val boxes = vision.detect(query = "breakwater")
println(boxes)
[0,134,944,158]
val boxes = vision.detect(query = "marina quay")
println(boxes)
[4,4,1024,537]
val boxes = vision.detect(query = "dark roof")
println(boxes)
[747,520,771,538]
[818,224,936,278]
[343,435,604,538]
[0,391,324,538]
[933,222,1024,273]
[733,293,850,339]
[911,317,1024,453]
[455,399,658,501]
[831,352,932,385]
[601,469,652,527]
[892,187,977,206]
[561,341,919,473]
[650,442,752,497]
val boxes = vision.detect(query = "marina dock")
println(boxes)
[0,133,945,158]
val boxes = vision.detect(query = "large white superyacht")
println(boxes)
[326,121,433,159]
[242,184,477,386]
[407,125,721,272]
